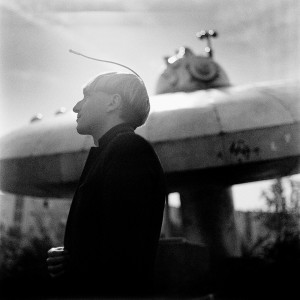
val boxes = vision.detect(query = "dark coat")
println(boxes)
[63,123,166,296]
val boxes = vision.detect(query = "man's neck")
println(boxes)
[92,120,125,146]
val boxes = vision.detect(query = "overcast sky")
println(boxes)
[0,0,299,138]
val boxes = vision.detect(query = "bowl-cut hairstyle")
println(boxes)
[84,72,150,129]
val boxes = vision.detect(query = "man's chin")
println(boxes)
[76,125,85,135]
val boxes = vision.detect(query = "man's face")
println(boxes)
[73,88,111,136]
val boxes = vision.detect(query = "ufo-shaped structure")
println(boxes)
[0,80,299,196]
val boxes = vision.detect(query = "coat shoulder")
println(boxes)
[108,132,153,157]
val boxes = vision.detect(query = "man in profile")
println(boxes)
[47,72,166,297]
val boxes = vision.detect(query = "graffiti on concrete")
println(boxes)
[229,140,260,163]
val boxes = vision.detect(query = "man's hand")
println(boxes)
[47,246,69,278]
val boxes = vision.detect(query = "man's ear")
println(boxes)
[107,94,122,112]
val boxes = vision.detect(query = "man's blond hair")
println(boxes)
[84,72,150,129]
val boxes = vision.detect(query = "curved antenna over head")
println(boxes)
[69,49,142,79]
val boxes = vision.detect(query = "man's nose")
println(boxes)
[73,101,81,113]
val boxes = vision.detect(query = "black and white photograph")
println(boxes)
[0,1,299,299]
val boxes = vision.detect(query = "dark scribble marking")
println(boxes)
[229,140,260,162]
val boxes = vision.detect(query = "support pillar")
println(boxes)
[180,185,241,261]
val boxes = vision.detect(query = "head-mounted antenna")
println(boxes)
[69,49,142,79]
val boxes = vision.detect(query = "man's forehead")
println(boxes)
[82,87,89,95]
[82,86,110,97]
[83,78,105,93]
[82,86,97,95]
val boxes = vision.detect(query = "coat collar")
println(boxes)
[79,123,134,185]
[97,123,134,150]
